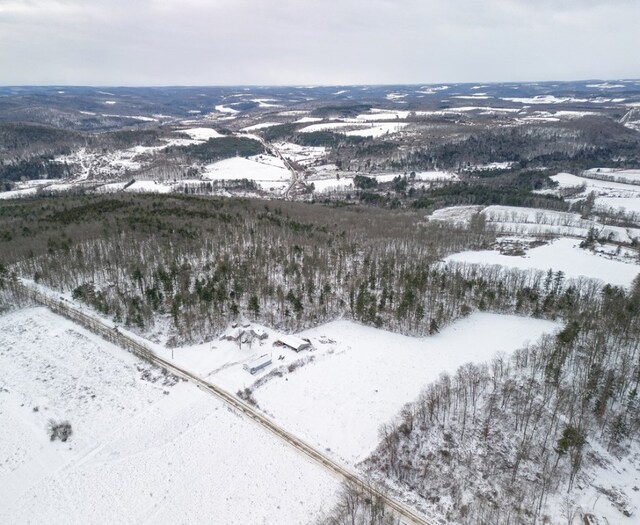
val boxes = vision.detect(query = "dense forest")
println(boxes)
[294,118,640,174]
[0,193,608,346]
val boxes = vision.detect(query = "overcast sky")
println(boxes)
[1,0,638,86]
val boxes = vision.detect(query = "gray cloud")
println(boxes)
[0,0,638,85]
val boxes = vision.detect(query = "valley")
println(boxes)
[1,82,640,525]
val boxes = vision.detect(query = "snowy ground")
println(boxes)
[175,127,223,140]
[427,205,640,244]
[0,307,339,525]
[298,121,408,137]
[202,156,290,192]
[273,141,327,167]
[374,171,458,183]
[240,122,281,131]
[427,205,485,225]
[556,440,640,525]
[123,312,557,467]
[344,122,408,138]
[445,237,640,288]
[236,315,557,466]
[293,116,322,123]
[310,170,457,194]
[0,187,38,200]
[298,122,373,133]
[4,285,630,523]
[596,196,640,214]
[355,109,411,121]
[583,168,640,184]
[482,205,640,242]
[310,177,355,193]
[214,104,238,114]
[21,275,560,476]
[543,171,640,216]
[465,161,515,171]
[122,180,173,193]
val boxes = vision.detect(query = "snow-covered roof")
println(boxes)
[250,327,268,339]
[277,335,310,350]
[220,327,244,340]
[244,354,272,371]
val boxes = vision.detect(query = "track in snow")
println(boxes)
[15,281,433,525]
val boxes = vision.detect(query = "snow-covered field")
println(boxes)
[345,122,408,137]
[240,122,281,131]
[310,177,354,193]
[298,121,408,137]
[251,315,558,465]
[119,312,557,467]
[552,172,640,196]
[502,95,594,104]
[20,272,560,475]
[355,109,411,121]
[428,204,485,225]
[293,116,322,123]
[596,196,640,214]
[0,187,38,200]
[202,156,290,191]
[544,171,640,215]
[176,127,223,140]
[298,122,372,133]
[214,104,239,114]
[0,307,339,524]
[446,237,640,288]
[274,141,326,167]
[123,180,173,193]
[427,205,640,244]
[465,161,515,171]
[310,170,457,194]
[374,171,458,183]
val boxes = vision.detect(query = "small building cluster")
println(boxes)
[220,322,268,345]
[219,323,313,375]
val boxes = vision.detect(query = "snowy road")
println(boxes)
[15,281,434,525]
[248,133,305,199]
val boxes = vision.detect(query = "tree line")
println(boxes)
[1,194,617,349]
[365,279,640,525]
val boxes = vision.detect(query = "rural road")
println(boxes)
[16,281,434,525]
[247,133,304,199]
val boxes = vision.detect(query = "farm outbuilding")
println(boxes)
[275,335,311,352]
[220,327,244,342]
[249,327,268,340]
[243,354,272,374]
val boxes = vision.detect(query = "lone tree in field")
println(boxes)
[48,419,73,442]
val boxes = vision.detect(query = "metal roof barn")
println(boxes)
[243,354,272,374]
[276,335,311,352]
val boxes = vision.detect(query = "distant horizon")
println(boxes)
[2,78,640,89]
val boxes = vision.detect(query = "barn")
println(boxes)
[243,354,272,374]
[275,335,311,352]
